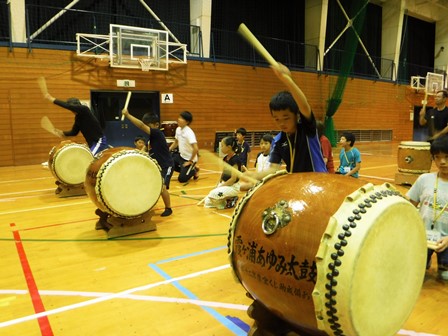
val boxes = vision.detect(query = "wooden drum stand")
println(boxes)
[94,209,156,239]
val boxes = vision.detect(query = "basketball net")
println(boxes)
[138,58,152,72]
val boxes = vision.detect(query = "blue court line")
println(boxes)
[149,263,248,335]
[155,246,227,264]
[226,316,250,333]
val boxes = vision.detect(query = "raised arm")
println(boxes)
[271,62,312,120]
[419,106,427,126]
[121,108,150,134]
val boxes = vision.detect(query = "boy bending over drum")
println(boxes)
[122,109,174,217]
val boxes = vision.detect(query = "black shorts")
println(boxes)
[162,166,174,189]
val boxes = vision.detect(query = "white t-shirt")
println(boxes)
[175,125,198,162]
[407,172,448,236]
[255,152,270,173]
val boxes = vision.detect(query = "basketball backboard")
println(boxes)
[425,72,444,95]
[76,24,187,71]
[110,24,168,71]
[410,72,445,95]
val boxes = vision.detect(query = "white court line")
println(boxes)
[0,193,57,202]
[398,331,438,336]
[174,185,216,192]
[0,188,54,197]
[0,264,230,328]
[0,289,247,311]
[359,174,394,182]
[361,164,397,170]
[0,288,439,336]
[0,177,52,184]
[0,201,91,216]
[212,211,233,219]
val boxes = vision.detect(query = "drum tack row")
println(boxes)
[48,140,162,238]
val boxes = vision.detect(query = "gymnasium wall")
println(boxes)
[0,47,425,167]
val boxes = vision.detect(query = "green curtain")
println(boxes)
[325,0,368,146]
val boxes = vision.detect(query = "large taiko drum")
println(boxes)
[48,140,94,186]
[161,121,178,138]
[228,171,426,336]
[85,147,162,218]
[397,141,432,173]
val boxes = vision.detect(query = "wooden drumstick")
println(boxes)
[196,197,206,206]
[37,77,48,96]
[421,90,428,108]
[199,150,259,185]
[121,91,132,121]
[238,23,277,67]
[40,116,62,138]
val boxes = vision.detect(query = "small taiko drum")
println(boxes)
[228,171,426,335]
[397,141,432,173]
[161,121,178,138]
[48,141,94,186]
[85,147,162,218]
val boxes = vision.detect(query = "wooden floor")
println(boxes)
[0,141,447,336]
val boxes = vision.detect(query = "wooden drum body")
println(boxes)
[48,140,94,186]
[397,141,431,173]
[228,172,426,335]
[85,147,162,219]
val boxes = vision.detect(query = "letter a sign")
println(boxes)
[161,93,173,104]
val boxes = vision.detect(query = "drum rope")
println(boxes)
[432,175,448,229]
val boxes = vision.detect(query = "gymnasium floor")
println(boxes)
[0,141,446,336]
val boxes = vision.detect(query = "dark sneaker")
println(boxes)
[193,166,200,180]
[161,208,173,217]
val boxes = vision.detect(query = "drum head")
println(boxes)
[314,185,426,335]
[350,203,425,335]
[400,141,430,147]
[52,144,93,185]
[97,151,162,217]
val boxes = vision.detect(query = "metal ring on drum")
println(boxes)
[48,140,94,186]
[228,171,427,335]
[397,141,432,173]
[85,147,163,219]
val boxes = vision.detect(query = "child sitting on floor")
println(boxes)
[204,136,242,209]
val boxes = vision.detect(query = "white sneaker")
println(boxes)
[439,270,448,281]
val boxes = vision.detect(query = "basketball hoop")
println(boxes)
[138,58,153,71]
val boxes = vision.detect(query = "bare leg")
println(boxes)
[161,185,172,216]
[161,185,171,208]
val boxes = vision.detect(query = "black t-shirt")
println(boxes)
[148,128,174,169]
[270,113,327,173]
[221,154,242,182]
[425,106,448,136]
[54,99,104,147]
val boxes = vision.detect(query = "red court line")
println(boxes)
[20,218,98,231]
[10,223,54,336]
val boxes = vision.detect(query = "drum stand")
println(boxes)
[94,209,156,239]
[394,172,420,185]
[55,181,86,197]
[247,298,326,336]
